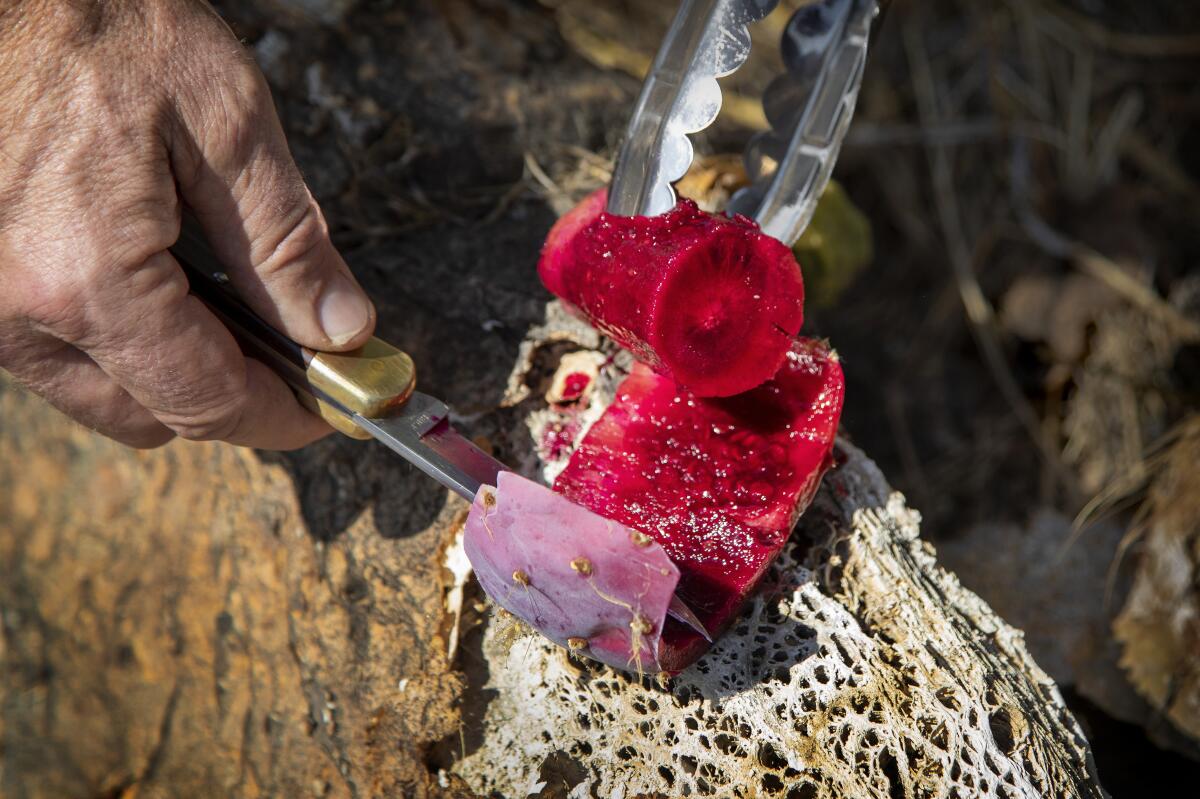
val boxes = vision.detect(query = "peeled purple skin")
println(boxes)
[464,472,681,673]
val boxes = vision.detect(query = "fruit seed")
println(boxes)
[629,530,653,547]
[569,557,593,576]
[512,570,530,586]
[567,637,588,651]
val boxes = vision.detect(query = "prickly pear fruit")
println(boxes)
[554,338,844,672]
[538,189,805,398]
[463,471,681,673]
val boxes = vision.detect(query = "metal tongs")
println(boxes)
[608,0,885,246]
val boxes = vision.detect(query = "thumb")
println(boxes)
[169,56,375,351]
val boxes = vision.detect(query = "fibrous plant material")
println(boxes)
[463,472,681,673]
[538,189,806,398]
[555,339,844,671]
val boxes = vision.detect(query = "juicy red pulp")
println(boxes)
[554,339,844,671]
[559,372,591,402]
[538,190,805,398]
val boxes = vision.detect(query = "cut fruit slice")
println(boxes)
[538,189,805,398]
[554,338,844,672]
[463,472,681,673]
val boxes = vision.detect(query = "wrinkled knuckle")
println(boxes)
[229,59,272,108]
[166,391,246,442]
[91,382,176,449]
[254,202,329,280]
[103,212,179,270]
[117,257,190,313]
[209,62,272,154]
[20,275,90,340]
[0,321,37,371]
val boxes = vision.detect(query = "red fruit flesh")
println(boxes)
[559,372,591,402]
[539,189,805,398]
[554,338,844,671]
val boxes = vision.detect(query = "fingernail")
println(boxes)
[318,273,372,346]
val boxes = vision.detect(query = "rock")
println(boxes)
[0,373,471,798]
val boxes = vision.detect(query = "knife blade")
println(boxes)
[356,401,710,638]
[352,395,503,501]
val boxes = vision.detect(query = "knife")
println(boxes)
[171,216,503,499]
[169,216,710,640]
[165,0,882,660]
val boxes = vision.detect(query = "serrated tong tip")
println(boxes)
[610,0,882,248]
[607,0,781,218]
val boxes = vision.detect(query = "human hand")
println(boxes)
[0,0,376,449]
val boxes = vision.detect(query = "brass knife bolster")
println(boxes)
[299,340,416,439]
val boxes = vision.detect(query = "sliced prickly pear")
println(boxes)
[463,471,681,673]
[554,338,844,672]
[538,189,805,398]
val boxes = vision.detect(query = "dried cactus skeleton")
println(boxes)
[448,300,1106,798]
